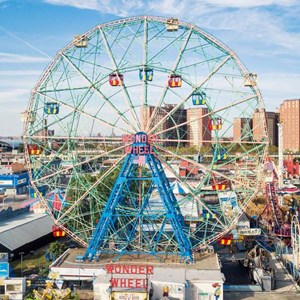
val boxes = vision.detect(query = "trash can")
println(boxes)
[261,275,272,291]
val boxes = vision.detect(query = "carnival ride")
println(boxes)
[32,281,71,300]
[259,160,293,238]
[23,16,268,262]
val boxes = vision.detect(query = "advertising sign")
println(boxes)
[238,228,261,236]
[0,262,9,278]
[0,253,8,262]
[106,264,152,289]
[0,180,13,186]
[110,292,147,300]
[18,178,27,185]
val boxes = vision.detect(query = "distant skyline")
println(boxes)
[0,0,300,135]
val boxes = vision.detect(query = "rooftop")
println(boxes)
[0,212,53,251]
[52,248,220,270]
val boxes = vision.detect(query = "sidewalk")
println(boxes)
[224,292,300,299]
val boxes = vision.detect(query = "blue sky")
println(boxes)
[0,0,300,135]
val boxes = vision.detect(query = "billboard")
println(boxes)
[0,262,9,278]
[110,292,147,300]
[238,228,261,236]
[0,253,8,262]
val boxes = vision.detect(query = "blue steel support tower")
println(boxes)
[84,132,193,262]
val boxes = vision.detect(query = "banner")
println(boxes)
[110,292,147,300]
[0,262,9,278]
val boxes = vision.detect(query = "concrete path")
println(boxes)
[224,292,300,299]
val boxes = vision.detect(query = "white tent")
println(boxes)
[171,180,189,195]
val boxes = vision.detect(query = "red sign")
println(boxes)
[122,133,157,155]
[125,145,154,154]
[110,278,148,289]
[122,134,157,144]
[105,264,153,275]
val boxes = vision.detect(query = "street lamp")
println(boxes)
[19,252,25,277]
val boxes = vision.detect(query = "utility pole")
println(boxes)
[278,122,284,189]
[19,252,25,277]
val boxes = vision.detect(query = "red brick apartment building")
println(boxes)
[280,99,300,151]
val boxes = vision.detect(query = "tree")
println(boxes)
[18,143,24,153]
[268,145,278,155]
[48,241,66,260]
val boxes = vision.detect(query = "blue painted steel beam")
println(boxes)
[84,133,193,262]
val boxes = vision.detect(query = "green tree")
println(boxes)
[268,145,278,155]
[48,241,66,260]
[18,143,24,152]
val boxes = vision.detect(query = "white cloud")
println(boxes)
[0,70,42,76]
[260,73,300,93]
[0,52,50,63]
[44,0,144,16]
[43,0,298,12]
[205,0,296,8]
[42,1,300,54]
[258,72,300,110]
[43,0,98,10]
[0,89,30,104]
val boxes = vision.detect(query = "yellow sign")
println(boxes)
[48,271,60,280]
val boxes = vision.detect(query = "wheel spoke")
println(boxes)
[146,27,194,132]
[156,155,226,229]
[153,94,256,137]
[99,27,141,131]
[34,91,130,134]
[154,144,257,192]
[149,54,233,135]
[57,154,126,223]
[60,52,137,132]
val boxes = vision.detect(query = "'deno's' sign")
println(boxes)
[106,264,153,289]
[122,133,157,155]
[238,228,261,236]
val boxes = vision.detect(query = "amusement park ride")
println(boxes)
[22,16,270,264]
[259,160,292,238]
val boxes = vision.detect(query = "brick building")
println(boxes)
[186,108,211,147]
[279,99,300,151]
[141,105,187,146]
[252,109,278,146]
[233,118,252,142]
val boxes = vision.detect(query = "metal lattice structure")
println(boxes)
[23,16,268,261]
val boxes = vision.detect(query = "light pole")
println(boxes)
[19,252,25,277]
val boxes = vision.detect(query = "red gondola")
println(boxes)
[27,144,42,155]
[208,118,222,130]
[212,182,227,191]
[168,74,182,88]
[212,177,230,191]
[219,234,233,245]
[109,73,123,86]
[52,225,66,237]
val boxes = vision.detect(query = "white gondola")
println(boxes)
[20,111,36,123]
[244,73,257,87]
[73,34,88,48]
[166,18,179,31]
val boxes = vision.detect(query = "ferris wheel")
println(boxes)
[23,16,268,262]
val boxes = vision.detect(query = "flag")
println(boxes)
[133,155,145,165]
[264,161,274,172]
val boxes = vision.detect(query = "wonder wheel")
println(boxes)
[23,16,268,262]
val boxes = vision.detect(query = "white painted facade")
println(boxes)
[3,278,26,300]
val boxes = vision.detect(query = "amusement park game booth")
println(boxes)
[0,171,29,195]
